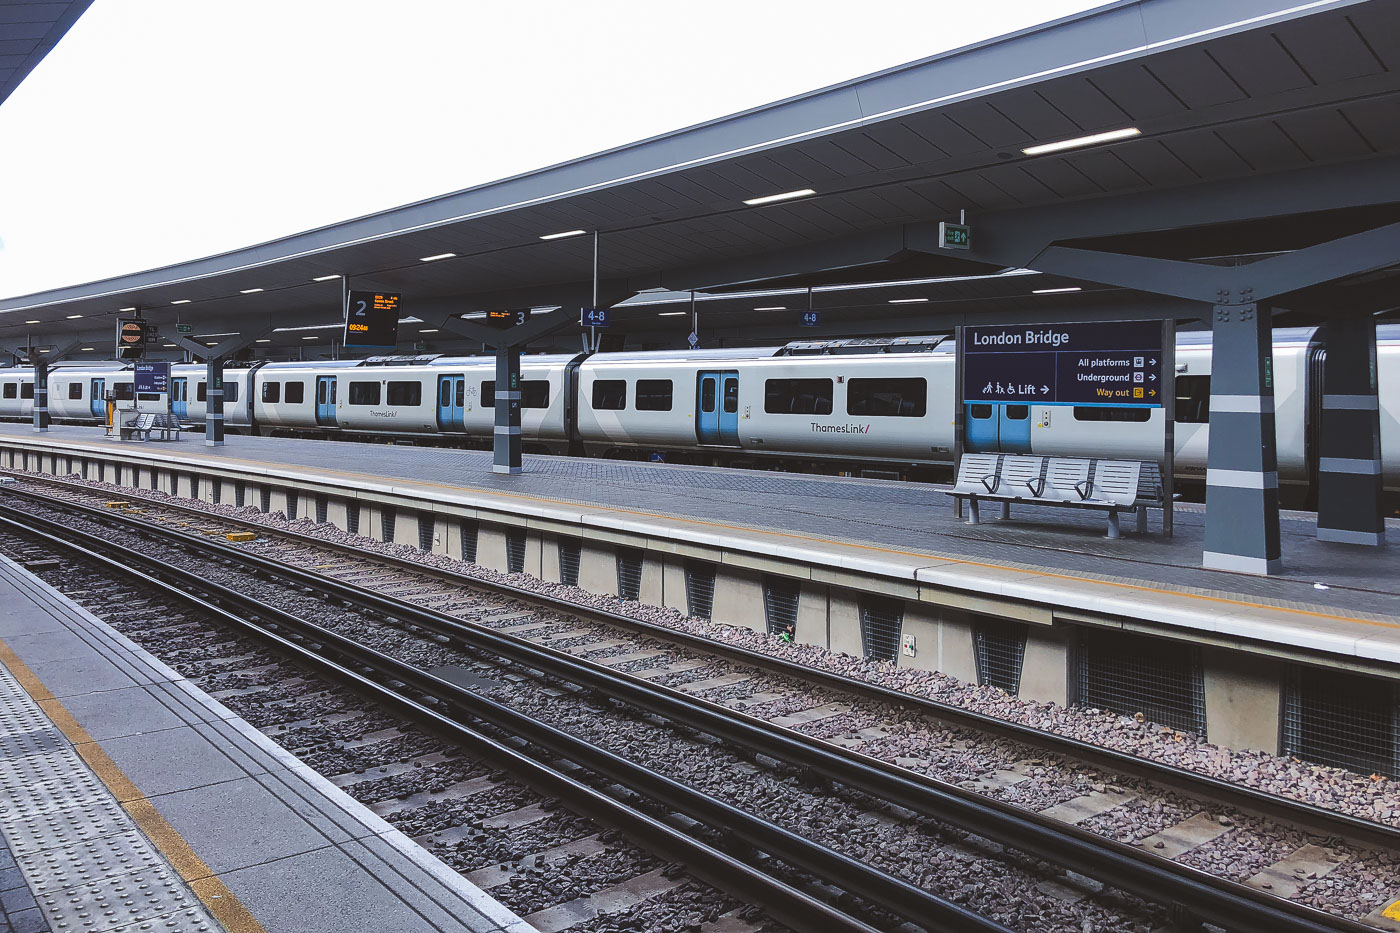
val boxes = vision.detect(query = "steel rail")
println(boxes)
[0,502,1007,933]
[18,472,1394,854]
[0,488,1379,933]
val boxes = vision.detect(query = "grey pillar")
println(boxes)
[31,357,49,433]
[205,357,225,447]
[1316,315,1385,545]
[1202,302,1282,574]
[493,344,522,474]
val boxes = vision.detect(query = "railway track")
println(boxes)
[1,474,1396,930]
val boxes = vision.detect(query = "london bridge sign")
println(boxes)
[962,320,1164,408]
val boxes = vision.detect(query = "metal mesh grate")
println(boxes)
[210,480,220,505]
[235,483,245,508]
[381,508,396,543]
[616,547,643,600]
[460,520,479,563]
[558,539,581,586]
[285,492,297,520]
[1284,666,1400,777]
[762,576,800,637]
[315,495,328,524]
[260,487,271,513]
[506,530,527,574]
[859,597,904,662]
[975,619,1028,695]
[418,514,435,552]
[1075,629,1206,736]
[685,561,716,620]
[346,503,360,536]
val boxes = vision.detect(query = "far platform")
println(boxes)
[0,552,535,933]
[0,422,1397,668]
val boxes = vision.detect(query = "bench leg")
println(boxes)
[967,497,981,525]
[1136,505,1147,535]
[1106,510,1120,539]
[953,496,963,520]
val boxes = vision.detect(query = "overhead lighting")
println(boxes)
[539,229,586,240]
[312,274,340,282]
[1032,286,1082,295]
[24,320,39,324]
[419,252,456,262]
[162,343,177,348]
[255,338,272,343]
[240,287,264,294]
[66,313,83,319]
[657,311,687,317]
[743,188,815,206]
[419,328,440,333]
[888,297,929,304]
[754,306,786,311]
[302,335,318,340]
[119,306,136,312]
[80,347,94,352]
[206,342,217,347]
[171,299,191,305]
[1022,127,1140,156]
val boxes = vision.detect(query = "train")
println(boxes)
[2,325,1397,504]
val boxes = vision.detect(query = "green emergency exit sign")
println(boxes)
[939,222,970,250]
[176,323,193,333]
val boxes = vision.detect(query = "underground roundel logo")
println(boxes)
[119,320,146,345]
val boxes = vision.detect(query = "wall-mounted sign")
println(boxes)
[133,361,170,394]
[962,320,1163,408]
[343,290,401,349]
[939,221,970,250]
[580,307,610,328]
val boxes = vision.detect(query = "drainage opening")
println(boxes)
[260,487,271,513]
[235,483,245,509]
[762,576,800,637]
[616,547,643,600]
[418,514,435,552]
[346,503,360,536]
[975,619,1028,696]
[381,508,396,543]
[460,520,479,564]
[558,539,581,587]
[1075,628,1205,736]
[315,494,329,525]
[859,596,904,663]
[1284,665,1400,777]
[684,560,716,620]
[506,530,527,574]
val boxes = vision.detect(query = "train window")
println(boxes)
[968,404,993,419]
[20,382,33,399]
[1175,375,1210,424]
[262,382,281,404]
[847,378,926,417]
[348,381,381,405]
[225,382,239,403]
[285,382,305,404]
[1072,406,1150,422]
[386,381,421,406]
[439,382,451,406]
[635,379,672,412]
[137,393,160,402]
[723,379,738,414]
[592,380,626,410]
[1005,404,1029,420]
[455,382,465,407]
[113,383,134,401]
[700,379,715,413]
[196,383,206,402]
[2,384,13,399]
[764,378,833,415]
[68,383,82,400]
[480,380,551,408]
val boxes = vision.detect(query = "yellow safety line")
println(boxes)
[0,638,266,933]
[21,437,1400,631]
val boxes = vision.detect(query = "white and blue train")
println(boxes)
[2,326,1396,502]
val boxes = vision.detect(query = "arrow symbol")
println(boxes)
[1149,389,1157,397]
[1040,385,1050,394]
[1150,358,1158,366]
[1149,373,1157,381]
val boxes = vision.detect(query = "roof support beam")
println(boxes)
[164,323,278,361]
[652,228,904,293]
[426,281,633,348]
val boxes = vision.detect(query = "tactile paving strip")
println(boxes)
[0,664,220,932]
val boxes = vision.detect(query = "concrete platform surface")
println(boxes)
[2,424,1398,666]
[0,554,535,933]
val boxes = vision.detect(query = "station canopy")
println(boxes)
[3,0,1400,356]
[0,1,90,111]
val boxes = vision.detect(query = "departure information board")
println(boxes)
[962,320,1163,407]
[343,291,402,348]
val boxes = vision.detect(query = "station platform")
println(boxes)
[0,423,1397,672]
[0,552,535,933]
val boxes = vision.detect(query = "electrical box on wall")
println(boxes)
[901,634,917,657]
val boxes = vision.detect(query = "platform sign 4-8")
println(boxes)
[343,291,402,349]
[580,307,610,328]
[800,311,820,327]
[962,320,1163,408]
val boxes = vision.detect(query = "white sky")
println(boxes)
[0,0,1111,299]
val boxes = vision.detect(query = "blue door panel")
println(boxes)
[696,374,719,444]
[90,379,105,419]
[436,375,465,431]
[998,404,1032,453]
[316,376,337,427]
[963,404,997,452]
[171,378,188,419]
[719,374,740,446]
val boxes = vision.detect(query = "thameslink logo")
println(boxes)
[811,422,870,434]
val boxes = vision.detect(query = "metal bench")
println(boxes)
[946,454,1164,538]
[119,412,182,442]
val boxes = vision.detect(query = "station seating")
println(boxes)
[119,412,182,442]
[947,454,1165,538]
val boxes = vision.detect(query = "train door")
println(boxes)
[315,376,337,427]
[436,374,465,431]
[170,378,188,419]
[696,370,740,446]
[962,403,1031,453]
[89,379,105,418]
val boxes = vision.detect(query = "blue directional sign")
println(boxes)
[133,361,170,394]
[962,320,1163,407]
[581,307,610,328]
[800,311,820,327]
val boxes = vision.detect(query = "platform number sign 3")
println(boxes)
[343,291,402,349]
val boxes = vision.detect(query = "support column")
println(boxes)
[493,344,521,474]
[31,356,48,433]
[1316,315,1385,545]
[205,357,224,448]
[1202,302,1282,574]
